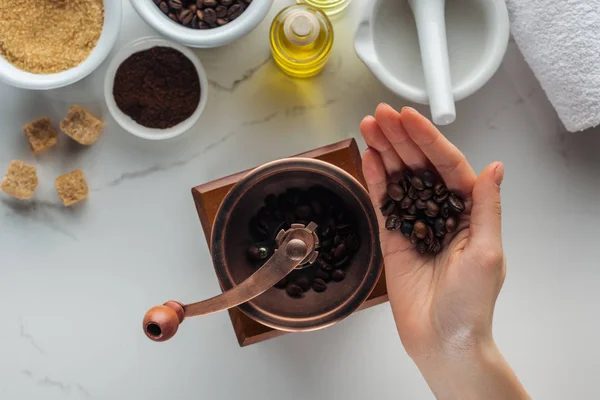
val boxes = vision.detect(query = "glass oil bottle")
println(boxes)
[296,0,352,16]
[269,5,334,78]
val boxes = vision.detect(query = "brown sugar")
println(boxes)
[55,169,89,206]
[24,118,59,154]
[1,161,38,200]
[0,0,104,74]
[60,105,105,145]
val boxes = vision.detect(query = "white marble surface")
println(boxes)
[1,1,600,399]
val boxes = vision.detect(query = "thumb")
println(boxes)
[469,162,504,248]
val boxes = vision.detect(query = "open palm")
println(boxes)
[361,105,506,360]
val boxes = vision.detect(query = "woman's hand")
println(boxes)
[360,105,529,400]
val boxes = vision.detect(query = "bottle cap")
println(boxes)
[283,10,320,46]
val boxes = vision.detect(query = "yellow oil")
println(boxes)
[270,5,334,78]
[297,0,352,16]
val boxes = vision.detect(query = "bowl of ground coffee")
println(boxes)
[209,158,383,332]
[0,0,121,90]
[104,37,208,140]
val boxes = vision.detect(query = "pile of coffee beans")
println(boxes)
[247,186,360,298]
[153,0,252,29]
[380,169,465,255]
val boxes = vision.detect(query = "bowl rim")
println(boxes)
[129,0,275,48]
[210,158,384,332]
[354,0,510,104]
[103,36,209,141]
[0,0,121,90]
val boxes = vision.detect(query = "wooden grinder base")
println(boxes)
[191,139,389,347]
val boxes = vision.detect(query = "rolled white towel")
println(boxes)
[506,0,600,132]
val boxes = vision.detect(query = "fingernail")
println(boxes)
[401,106,417,114]
[494,162,504,186]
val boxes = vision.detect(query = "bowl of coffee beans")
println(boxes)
[210,158,383,332]
[131,0,275,48]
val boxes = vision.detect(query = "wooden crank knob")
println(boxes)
[143,301,185,342]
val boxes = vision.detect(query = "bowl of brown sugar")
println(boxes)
[0,0,121,90]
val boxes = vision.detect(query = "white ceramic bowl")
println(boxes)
[354,0,509,104]
[104,37,209,140]
[0,0,121,90]
[130,0,274,48]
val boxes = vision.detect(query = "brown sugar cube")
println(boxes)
[55,169,89,206]
[60,105,104,145]
[23,118,59,154]
[1,161,38,199]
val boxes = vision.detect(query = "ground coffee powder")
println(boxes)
[113,47,201,129]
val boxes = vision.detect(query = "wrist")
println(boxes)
[413,337,529,400]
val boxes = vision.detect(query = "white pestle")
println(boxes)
[408,0,456,125]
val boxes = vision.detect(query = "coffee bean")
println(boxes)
[414,221,427,239]
[422,170,436,188]
[321,252,333,263]
[295,204,311,220]
[228,3,244,19]
[215,5,228,17]
[403,169,413,182]
[321,239,333,251]
[448,194,465,213]
[310,199,323,216]
[333,234,343,247]
[203,7,217,23]
[196,0,204,7]
[189,4,198,13]
[332,269,346,282]
[415,198,427,209]
[411,176,425,190]
[387,182,405,201]
[425,200,440,217]
[400,196,413,210]
[196,9,205,20]
[386,215,400,231]
[179,9,193,25]
[434,182,447,196]
[445,216,457,233]
[297,276,311,291]
[400,220,414,237]
[168,12,178,22]
[408,186,418,200]
[286,283,303,297]
[407,204,417,215]
[169,0,183,9]
[336,224,353,235]
[429,238,442,254]
[159,1,169,14]
[191,15,199,28]
[221,0,233,5]
[403,212,417,221]
[441,202,450,218]
[416,240,428,254]
[434,218,446,235]
[319,258,333,272]
[315,269,331,282]
[198,21,210,29]
[434,192,449,203]
[334,243,347,260]
[424,226,434,245]
[204,0,217,6]
[274,277,288,288]
[418,189,433,201]
[380,199,396,216]
[312,278,327,292]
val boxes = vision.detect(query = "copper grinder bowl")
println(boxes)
[210,158,383,332]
